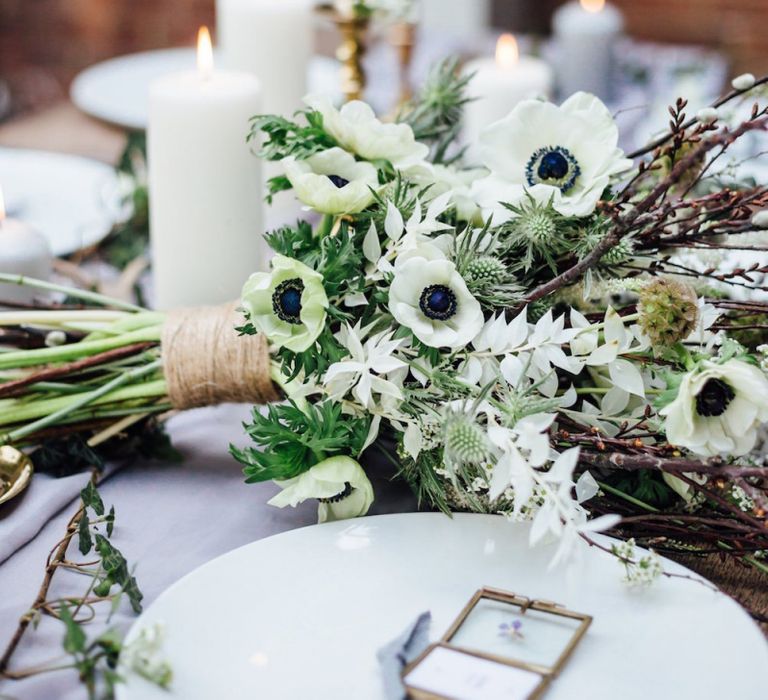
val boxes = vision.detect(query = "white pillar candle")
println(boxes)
[149,27,264,310]
[0,187,52,306]
[216,0,315,117]
[463,35,554,149]
[552,0,624,101]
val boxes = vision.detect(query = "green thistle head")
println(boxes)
[638,277,699,351]
[500,195,570,272]
[443,413,489,466]
[464,255,508,286]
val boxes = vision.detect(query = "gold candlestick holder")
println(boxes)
[317,5,370,103]
[389,21,417,109]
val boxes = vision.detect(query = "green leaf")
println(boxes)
[32,436,104,478]
[106,505,116,538]
[81,480,105,516]
[249,110,337,161]
[94,535,143,613]
[59,604,86,654]
[78,510,93,555]
[231,400,371,482]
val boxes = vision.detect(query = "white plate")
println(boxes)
[0,148,122,256]
[71,48,200,131]
[71,48,339,131]
[117,513,765,700]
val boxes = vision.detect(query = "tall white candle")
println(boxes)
[216,0,315,117]
[149,27,264,310]
[463,35,554,148]
[552,0,624,101]
[0,187,52,306]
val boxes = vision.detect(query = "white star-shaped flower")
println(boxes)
[324,323,408,410]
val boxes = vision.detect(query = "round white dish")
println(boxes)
[71,48,200,131]
[71,48,339,131]
[0,148,122,256]
[117,513,766,700]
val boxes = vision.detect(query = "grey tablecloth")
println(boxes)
[0,403,418,699]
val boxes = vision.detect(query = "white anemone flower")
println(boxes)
[241,255,328,353]
[659,359,768,457]
[305,94,429,169]
[471,92,632,220]
[283,147,378,215]
[389,257,484,349]
[268,455,374,522]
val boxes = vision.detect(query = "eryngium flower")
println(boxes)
[638,277,699,350]
[659,359,768,456]
[444,413,489,466]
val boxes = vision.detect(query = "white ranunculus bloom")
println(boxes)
[283,147,378,215]
[471,92,632,220]
[659,359,768,457]
[388,257,484,349]
[268,455,374,522]
[305,94,429,169]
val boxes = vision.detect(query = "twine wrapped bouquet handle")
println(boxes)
[161,302,280,410]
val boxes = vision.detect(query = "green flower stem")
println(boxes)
[82,312,165,341]
[575,387,660,396]
[597,480,661,512]
[0,310,132,327]
[575,312,640,335]
[0,273,145,312]
[3,364,164,442]
[316,214,335,238]
[0,378,167,428]
[0,327,161,370]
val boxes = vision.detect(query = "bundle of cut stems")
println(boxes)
[0,274,170,447]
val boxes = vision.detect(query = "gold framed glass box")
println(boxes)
[402,587,592,700]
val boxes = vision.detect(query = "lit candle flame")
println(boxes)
[581,0,605,12]
[495,33,519,70]
[197,26,214,80]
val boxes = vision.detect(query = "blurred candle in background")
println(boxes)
[216,0,315,117]
[0,186,52,306]
[552,0,624,101]
[463,34,553,151]
[149,27,264,310]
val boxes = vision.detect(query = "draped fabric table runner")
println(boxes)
[0,404,420,699]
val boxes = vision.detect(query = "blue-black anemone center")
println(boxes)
[695,378,735,417]
[327,174,350,188]
[525,145,580,193]
[538,151,569,180]
[272,278,304,324]
[419,284,457,321]
[319,482,353,503]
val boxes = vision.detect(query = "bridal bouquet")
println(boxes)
[237,63,768,573]
[1,61,767,589]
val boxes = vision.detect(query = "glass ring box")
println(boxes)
[402,587,592,700]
